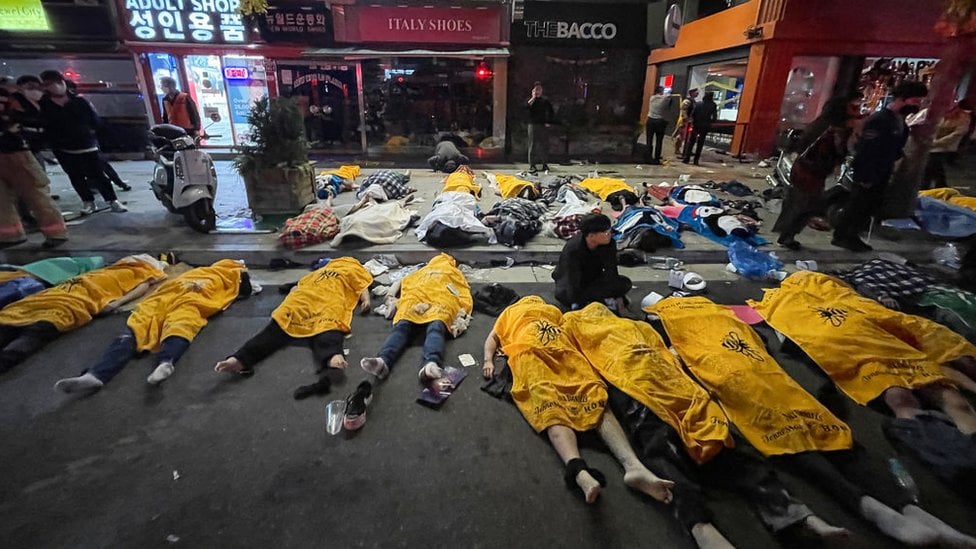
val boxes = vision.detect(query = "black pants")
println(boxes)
[233,320,344,370]
[646,118,667,162]
[101,157,126,187]
[683,126,709,163]
[555,273,632,309]
[54,150,117,203]
[527,123,549,168]
[427,154,470,172]
[0,321,60,373]
[924,152,951,189]
[610,387,811,533]
[833,182,881,242]
[771,447,912,514]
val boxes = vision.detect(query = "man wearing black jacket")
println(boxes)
[682,91,717,165]
[38,70,126,215]
[832,82,928,252]
[552,213,632,313]
[527,81,554,173]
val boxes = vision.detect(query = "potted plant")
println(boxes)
[234,96,316,216]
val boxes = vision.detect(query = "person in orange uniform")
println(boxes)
[160,77,201,137]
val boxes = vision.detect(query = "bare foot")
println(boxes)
[804,515,851,541]
[215,357,244,373]
[624,469,675,503]
[576,470,601,504]
[329,355,348,369]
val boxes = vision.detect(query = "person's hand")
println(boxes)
[384,297,398,320]
[359,297,371,314]
[482,360,494,379]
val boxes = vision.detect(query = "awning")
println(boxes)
[302,47,510,59]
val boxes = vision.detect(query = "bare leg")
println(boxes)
[882,387,923,420]
[902,504,976,547]
[803,516,851,541]
[215,356,244,373]
[918,385,976,434]
[690,523,736,549]
[547,425,601,504]
[860,496,939,546]
[596,410,675,503]
[346,195,371,216]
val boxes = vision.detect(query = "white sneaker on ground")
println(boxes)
[109,200,128,213]
[147,362,175,385]
[79,202,96,215]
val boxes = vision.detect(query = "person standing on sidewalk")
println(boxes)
[832,81,928,252]
[923,99,972,188]
[672,88,697,156]
[527,81,554,173]
[38,70,126,215]
[645,86,671,165]
[160,77,201,137]
[0,85,67,249]
[683,91,717,165]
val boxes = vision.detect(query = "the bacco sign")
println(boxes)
[523,20,618,41]
[515,1,646,48]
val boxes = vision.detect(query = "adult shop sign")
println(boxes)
[120,0,249,43]
[514,1,647,48]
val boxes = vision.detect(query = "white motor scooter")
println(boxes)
[147,120,219,233]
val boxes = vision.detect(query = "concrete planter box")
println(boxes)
[242,165,315,216]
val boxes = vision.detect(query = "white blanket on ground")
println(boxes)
[331,200,416,247]
[415,191,497,244]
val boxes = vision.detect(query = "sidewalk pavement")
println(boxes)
[1,147,972,268]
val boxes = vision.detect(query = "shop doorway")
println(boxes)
[276,62,361,153]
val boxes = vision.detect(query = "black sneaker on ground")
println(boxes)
[777,237,802,251]
[343,381,373,431]
[831,237,873,252]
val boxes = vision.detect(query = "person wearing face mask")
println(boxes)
[8,76,48,166]
[0,79,68,249]
[37,70,126,215]
[832,81,928,252]
[159,76,200,137]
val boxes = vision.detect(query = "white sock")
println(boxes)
[419,361,444,380]
[902,504,976,547]
[147,362,175,385]
[360,357,389,379]
[860,496,939,546]
[54,373,104,393]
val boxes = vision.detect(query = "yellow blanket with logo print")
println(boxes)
[127,259,244,352]
[494,296,607,433]
[749,271,966,405]
[649,296,853,456]
[393,253,472,335]
[562,302,733,463]
[579,177,635,201]
[493,174,536,199]
[271,257,372,338]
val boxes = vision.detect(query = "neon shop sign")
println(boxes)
[123,0,247,43]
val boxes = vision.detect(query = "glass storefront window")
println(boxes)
[361,57,494,152]
[860,57,938,113]
[277,62,361,151]
[778,56,841,130]
[223,55,269,146]
[183,54,234,146]
[688,59,747,122]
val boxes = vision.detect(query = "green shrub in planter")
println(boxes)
[234,96,315,215]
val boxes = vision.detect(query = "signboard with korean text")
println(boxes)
[0,0,50,32]
[224,55,269,146]
[120,0,249,44]
[259,2,333,46]
[334,5,503,45]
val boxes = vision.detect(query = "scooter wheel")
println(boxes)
[184,198,216,233]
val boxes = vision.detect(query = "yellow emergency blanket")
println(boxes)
[393,253,472,336]
[0,256,166,332]
[271,257,372,338]
[0,270,30,285]
[493,174,536,199]
[919,188,976,212]
[579,177,635,201]
[750,271,966,405]
[562,303,733,463]
[321,165,361,181]
[494,296,607,432]
[127,259,244,352]
[649,296,853,456]
[441,171,482,197]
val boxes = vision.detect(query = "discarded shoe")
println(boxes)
[342,381,373,431]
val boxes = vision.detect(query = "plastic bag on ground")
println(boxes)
[727,240,784,280]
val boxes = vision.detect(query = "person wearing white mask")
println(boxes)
[37,70,126,215]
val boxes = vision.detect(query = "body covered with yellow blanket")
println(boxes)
[562,303,732,463]
[271,257,372,338]
[492,174,537,199]
[579,177,635,201]
[750,272,969,405]
[393,253,472,336]
[920,188,976,213]
[0,255,166,332]
[322,164,361,182]
[649,297,853,456]
[127,260,245,352]
[494,296,606,432]
[441,169,482,198]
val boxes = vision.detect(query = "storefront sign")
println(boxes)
[120,0,248,43]
[0,0,50,32]
[259,2,333,45]
[337,5,503,44]
[514,2,647,48]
